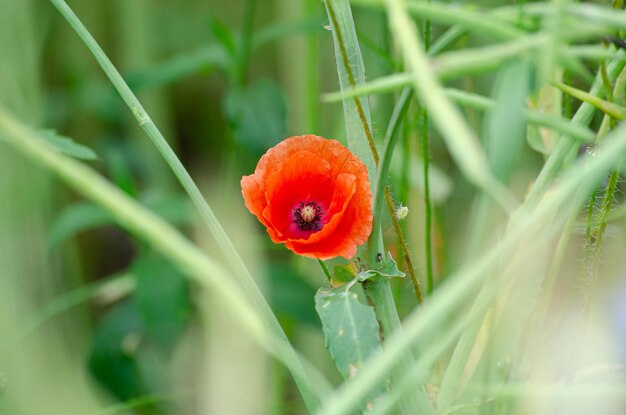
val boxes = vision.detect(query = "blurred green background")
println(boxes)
[3,0,625,414]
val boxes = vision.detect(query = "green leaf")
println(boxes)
[133,256,192,355]
[331,262,359,288]
[224,79,287,153]
[38,129,97,160]
[484,60,531,182]
[88,299,144,401]
[357,252,405,282]
[125,45,230,91]
[207,16,237,57]
[315,285,384,409]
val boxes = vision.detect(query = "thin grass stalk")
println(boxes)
[422,5,434,295]
[370,88,423,303]
[46,0,321,410]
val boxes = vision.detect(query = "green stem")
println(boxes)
[422,8,434,295]
[553,81,626,120]
[317,259,332,282]
[361,279,433,414]
[370,88,422,304]
[46,0,321,410]
[236,0,257,86]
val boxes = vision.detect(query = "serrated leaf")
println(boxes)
[315,286,384,410]
[38,129,97,160]
[357,252,405,282]
[331,262,359,288]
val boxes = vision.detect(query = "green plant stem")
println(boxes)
[0,107,329,409]
[236,0,257,86]
[553,81,626,120]
[422,8,434,295]
[370,88,421,304]
[361,279,433,415]
[317,259,332,282]
[46,0,321,410]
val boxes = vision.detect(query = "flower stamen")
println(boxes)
[294,202,323,232]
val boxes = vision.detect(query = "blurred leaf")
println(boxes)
[133,256,191,355]
[48,194,192,248]
[527,84,559,156]
[357,252,405,282]
[125,45,230,91]
[252,16,326,49]
[390,155,453,204]
[268,263,319,327]
[315,285,384,410]
[38,129,97,160]
[224,79,287,152]
[48,203,111,248]
[207,16,237,57]
[88,299,144,402]
[527,125,551,156]
[331,262,359,288]
[484,60,531,182]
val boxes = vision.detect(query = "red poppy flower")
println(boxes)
[241,135,373,260]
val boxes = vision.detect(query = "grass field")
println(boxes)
[1,0,626,414]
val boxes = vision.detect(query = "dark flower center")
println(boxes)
[293,201,323,232]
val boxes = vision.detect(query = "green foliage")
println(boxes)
[357,252,405,282]
[224,79,287,153]
[267,263,320,327]
[314,285,382,381]
[483,60,531,182]
[133,256,192,355]
[38,129,97,160]
[88,300,145,402]
[331,262,359,288]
